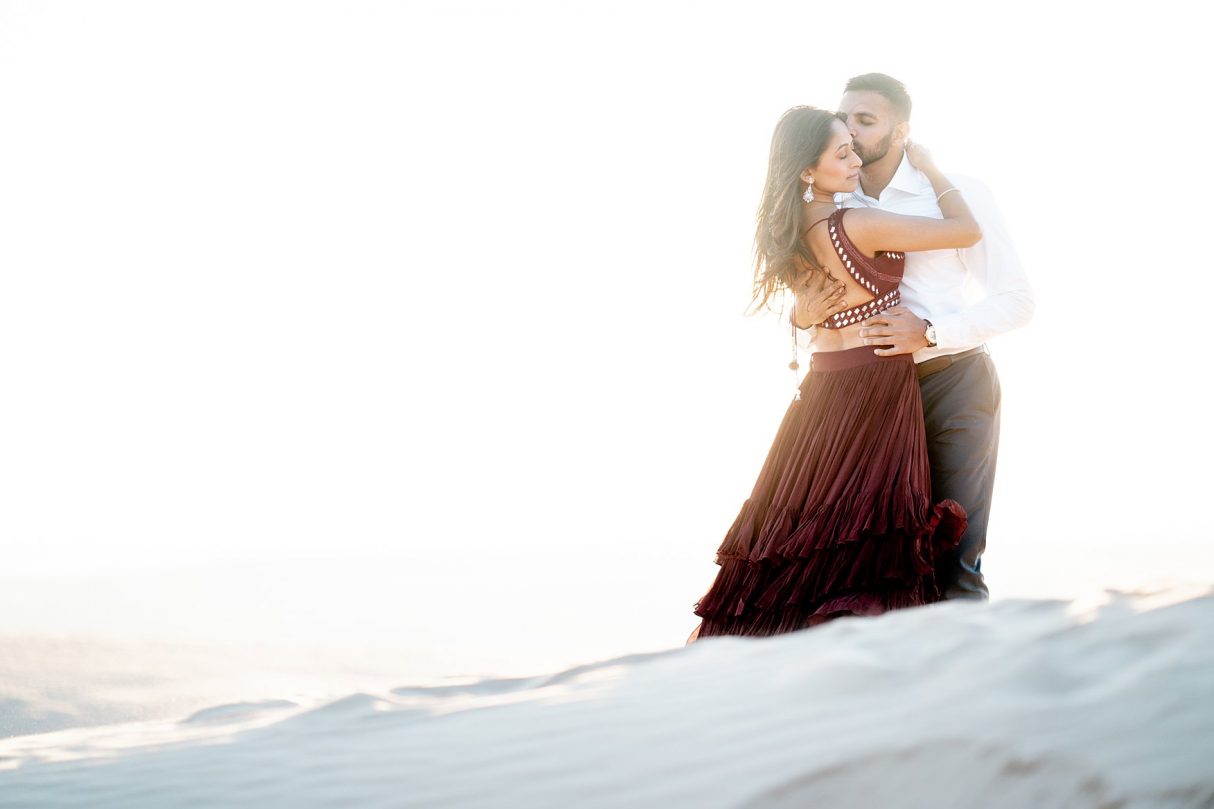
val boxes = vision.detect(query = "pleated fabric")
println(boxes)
[692,346,967,638]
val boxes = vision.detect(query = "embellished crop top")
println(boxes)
[816,207,907,329]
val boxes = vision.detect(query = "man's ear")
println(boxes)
[894,122,910,147]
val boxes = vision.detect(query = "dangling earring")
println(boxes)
[802,176,814,203]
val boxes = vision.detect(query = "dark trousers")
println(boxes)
[918,351,1001,601]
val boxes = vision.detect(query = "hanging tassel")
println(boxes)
[789,320,801,401]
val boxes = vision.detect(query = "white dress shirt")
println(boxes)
[800,154,1035,363]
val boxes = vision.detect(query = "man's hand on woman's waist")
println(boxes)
[858,306,930,356]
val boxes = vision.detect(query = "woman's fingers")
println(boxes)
[904,142,937,172]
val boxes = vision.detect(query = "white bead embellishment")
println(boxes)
[819,210,906,330]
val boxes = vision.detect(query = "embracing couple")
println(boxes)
[688,73,1034,641]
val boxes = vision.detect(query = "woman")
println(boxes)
[687,107,979,641]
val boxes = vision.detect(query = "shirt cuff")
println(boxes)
[928,313,966,351]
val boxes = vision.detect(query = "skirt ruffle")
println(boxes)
[692,348,966,638]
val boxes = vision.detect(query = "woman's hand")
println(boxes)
[904,141,938,174]
[792,270,847,328]
[844,140,980,254]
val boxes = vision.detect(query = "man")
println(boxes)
[798,73,1034,600]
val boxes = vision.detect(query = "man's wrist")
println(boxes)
[923,319,938,348]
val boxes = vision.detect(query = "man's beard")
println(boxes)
[855,130,893,166]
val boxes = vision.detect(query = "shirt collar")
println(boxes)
[842,152,930,207]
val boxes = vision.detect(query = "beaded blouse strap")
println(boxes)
[828,208,904,287]
[821,288,902,329]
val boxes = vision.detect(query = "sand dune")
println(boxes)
[1,587,1212,808]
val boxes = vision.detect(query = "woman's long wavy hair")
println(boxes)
[751,106,846,313]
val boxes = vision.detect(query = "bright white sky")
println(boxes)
[1,1,1210,675]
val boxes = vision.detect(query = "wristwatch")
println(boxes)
[923,319,938,348]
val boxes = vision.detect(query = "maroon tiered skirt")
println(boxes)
[692,346,967,638]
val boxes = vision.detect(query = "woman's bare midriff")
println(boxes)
[810,321,871,352]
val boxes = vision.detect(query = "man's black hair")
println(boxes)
[844,73,912,123]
